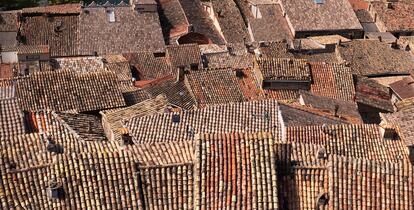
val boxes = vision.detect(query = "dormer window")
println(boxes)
[314,0,324,4]
[107,10,115,22]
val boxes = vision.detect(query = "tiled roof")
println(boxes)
[101,94,170,142]
[293,50,338,63]
[193,132,279,209]
[204,53,254,69]
[20,14,80,57]
[263,89,300,101]
[371,1,414,32]
[355,76,394,112]
[210,0,250,43]
[0,151,143,209]
[178,0,225,44]
[249,4,292,42]
[121,88,152,106]
[15,45,50,54]
[143,80,196,110]
[102,55,133,82]
[0,11,19,32]
[389,76,414,100]
[166,44,202,68]
[257,41,295,59]
[185,68,262,107]
[158,0,189,39]
[16,70,126,112]
[285,124,409,163]
[54,56,105,73]
[29,110,119,153]
[279,103,350,126]
[124,52,173,80]
[127,99,281,143]
[0,79,16,99]
[329,156,413,209]
[279,165,328,209]
[21,3,81,14]
[128,140,194,166]
[56,112,108,141]
[382,105,414,146]
[79,6,165,55]
[139,163,194,209]
[0,64,14,79]
[280,0,362,32]
[337,40,414,76]
[309,62,355,101]
[355,9,373,23]
[0,98,25,138]
[299,91,362,121]
[257,58,311,81]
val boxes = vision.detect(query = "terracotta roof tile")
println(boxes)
[204,53,254,69]
[124,52,174,80]
[299,91,362,121]
[258,41,294,59]
[121,88,152,106]
[193,132,279,209]
[309,62,355,101]
[382,105,414,146]
[286,124,409,163]
[210,0,250,43]
[355,76,394,112]
[338,40,414,76]
[166,44,202,68]
[279,103,350,126]
[370,1,414,32]
[249,4,292,42]
[178,0,225,44]
[389,76,414,100]
[0,98,25,138]
[143,79,196,110]
[139,163,194,209]
[329,156,413,209]
[79,6,165,55]
[0,11,19,32]
[158,0,189,39]
[16,70,126,112]
[20,14,80,57]
[263,89,300,101]
[101,94,170,142]
[186,68,262,107]
[0,79,16,99]
[257,58,311,81]
[128,140,194,166]
[22,3,81,14]
[127,99,282,143]
[280,0,362,32]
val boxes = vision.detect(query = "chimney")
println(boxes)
[378,36,382,42]
[47,181,65,200]
[387,2,394,9]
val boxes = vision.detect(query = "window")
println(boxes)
[107,10,115,22]
[314,0,324,4]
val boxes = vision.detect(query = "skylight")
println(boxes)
[314,0,324,4]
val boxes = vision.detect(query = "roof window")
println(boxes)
[314,0,324,4]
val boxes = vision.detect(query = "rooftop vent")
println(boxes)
[47,137,64,154]
[54,21,64,33]
[47,181,65,200]
[172,114,180,123]
[316,193,329,207]
[316,147,327,159]
[121,133,134,146]
[235,69,245,78]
